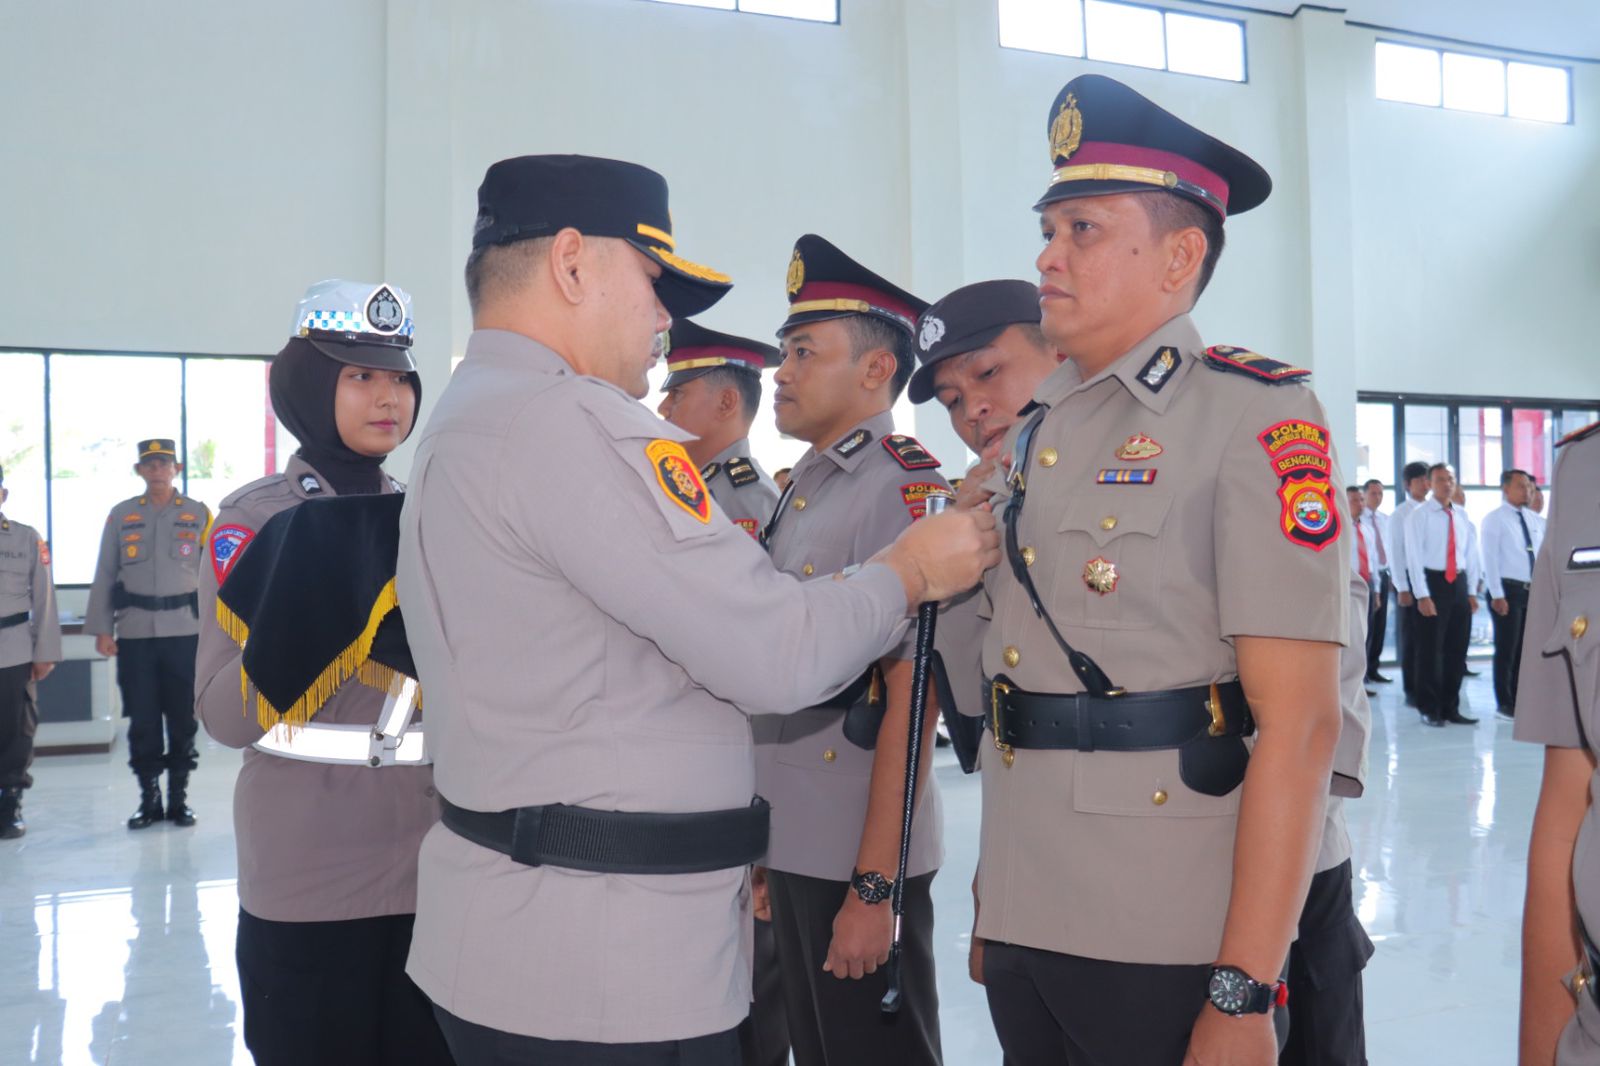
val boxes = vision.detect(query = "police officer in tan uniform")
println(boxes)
[958,75,1349,1065]
[657,318,781,539]
[754,234,946,1066]
[396,154,997,1066]
[1516,419,1600,1065]
[85,439,212,829]
[0,466,61,840]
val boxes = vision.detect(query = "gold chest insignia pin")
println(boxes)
[1083,556,1118,595]
[1115,433,1164,461]
[1051,92,1083,162]
[787,250,805,296]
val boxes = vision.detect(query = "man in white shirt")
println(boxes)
[1346,487,1379,698]
[1479,468,1546,719]
[1361,478,1394,687]
[1388,461,1431,708]
[1403,463,1482,727]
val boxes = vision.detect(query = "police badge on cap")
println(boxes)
[293,279,417,372]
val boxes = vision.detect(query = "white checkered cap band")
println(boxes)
[294,279,415,340]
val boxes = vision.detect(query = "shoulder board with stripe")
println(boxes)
[1558,420,1600,447]
[726,457,760,487]
[883,434,940,471]
[1201,345,1310,386]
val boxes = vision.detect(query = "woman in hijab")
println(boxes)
[196,280,453,1066]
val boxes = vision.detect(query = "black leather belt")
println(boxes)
[984,676,1252,752]
[0,611,28,631]
[114,586,199,616]
[440,796,770,875]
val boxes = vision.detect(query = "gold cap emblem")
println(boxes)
[787,249,806,296]
[1050,93,1084,163]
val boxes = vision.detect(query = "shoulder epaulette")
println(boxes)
[1558,421,1600,447]
[726,457,760,487]
[883,434,940,471]
[1202,345,1310,386]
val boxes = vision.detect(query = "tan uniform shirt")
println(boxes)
[1320,575,1374,873]
[974,313,1350,965]
[753,411,948,881]
[1514,426,1600,944]
[396,329,913,1044]
[195,456,437,923]
[702,437,779,538]
[0,515,61,670]
[84,494,212,639]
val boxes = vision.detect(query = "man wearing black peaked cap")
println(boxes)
[945,75,1357,1066]
[395,157,999,1066]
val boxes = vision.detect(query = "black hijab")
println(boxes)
[269,337,422,495]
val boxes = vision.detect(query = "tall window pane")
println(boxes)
[1164,12,1244,82]
[47,356,184,584]
[1403,404,1449,469]
[1442,52,1506,115]
[0,353,49,534]
[1511,408,1555,486]
[999,0,1085,57]
[1085,0,1164,70]
[738,0,836,21]
[1507,62,1570,123]
[1558,409,1599,442]
[1456,406,1504,487]
[185,358,291,509]
[1376,42,1442,107]
[1354,401,1395,491]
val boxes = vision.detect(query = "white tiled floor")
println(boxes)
[2,666,1532,1064]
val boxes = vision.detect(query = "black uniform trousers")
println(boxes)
[236,909,455,1066]
[117,635,199,777]
[766,869,942,1066]
[1364,573,1390,680]
[433,1008,739,1066]
[1414,570,1472,721]
[738,917,790,1066]
[0,662,37,790]
[1491,577,1531,713]
[1280,860,1374,1066]
[983,942,1290,1066]
[1397,598,1421,701]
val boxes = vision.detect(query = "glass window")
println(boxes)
[737,0,836,20]
[1376,42,1442,107]
[649,0,735,9]
[1456,406,1504,487]
[185,358,296,511]
[1085,0,1164,70]
[1558,409,1599,442]
[1164,11,1244,82]
[1507,61,1571,123]
[0,353,49,534]
[1402,404,1449,470]
[1354,401,1395,489]
[1511,408,1555,486]
[999,0,1085,57]
[47,355,184,585]
[1442,52,1506,116]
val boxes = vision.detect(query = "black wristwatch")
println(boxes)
[850,869,893,905]
[1206,965,1286,1016]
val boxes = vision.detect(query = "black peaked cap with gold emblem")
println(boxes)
[662,318,780,391]
[780,235,928,338]
[215,494,415,730]
[1037,74,1271,219]
[472,154,732,319]
[137,439,179,461]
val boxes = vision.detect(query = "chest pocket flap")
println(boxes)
[1543,576,1600,727]
[1058,490,1173,544]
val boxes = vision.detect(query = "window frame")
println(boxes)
[635,0,840,24]
[1,346,275,588]
[1373,37,1574,125]
[998,0,1249,84]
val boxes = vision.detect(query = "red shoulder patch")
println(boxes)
[38,540,51,568]
[883,435,940,471]
[210,524,255,584]
[646,439,711,524]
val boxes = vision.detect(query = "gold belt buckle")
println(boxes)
[1206,681,1226,738]
[990,681,1016,769]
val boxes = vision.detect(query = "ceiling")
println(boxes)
[1241,1,1600,61]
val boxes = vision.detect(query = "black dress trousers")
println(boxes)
[1490,577,1531,712]
[0,662,37,790]
[1280,860,1374,1066]
[433,1006,740,1066]
[1415,570,1471,720]
[117,635,199,776]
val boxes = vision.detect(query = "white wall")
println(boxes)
[2,0,1595,483]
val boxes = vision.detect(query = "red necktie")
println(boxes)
[1444,506,1457,584]
[1356,521,1372,583]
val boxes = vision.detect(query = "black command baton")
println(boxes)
[882,492,950,1014]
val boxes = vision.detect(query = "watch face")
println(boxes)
[1208,967,1252,1014]
[852,871,893,904]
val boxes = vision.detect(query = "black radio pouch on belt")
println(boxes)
[817,663,886,750]
[1179,731,1251,797]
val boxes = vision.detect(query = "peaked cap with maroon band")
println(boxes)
[661,318,780,391]
[780,234,928,338]
[1035,74,1272,219]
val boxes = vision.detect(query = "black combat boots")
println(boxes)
[0,787,24,839]
[127,775,164,830]
[166,770,196,828]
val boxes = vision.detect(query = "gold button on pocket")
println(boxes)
[823,749,837,763]
[1575,615,1590,640]
[793,497,808,511]
[1021,546,1036,566]
[1152,789,1168,806]
[1038,448,1058,468]
[1003,646,1020,668]
[802,564,815,576]
[1100,516,1117,531]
